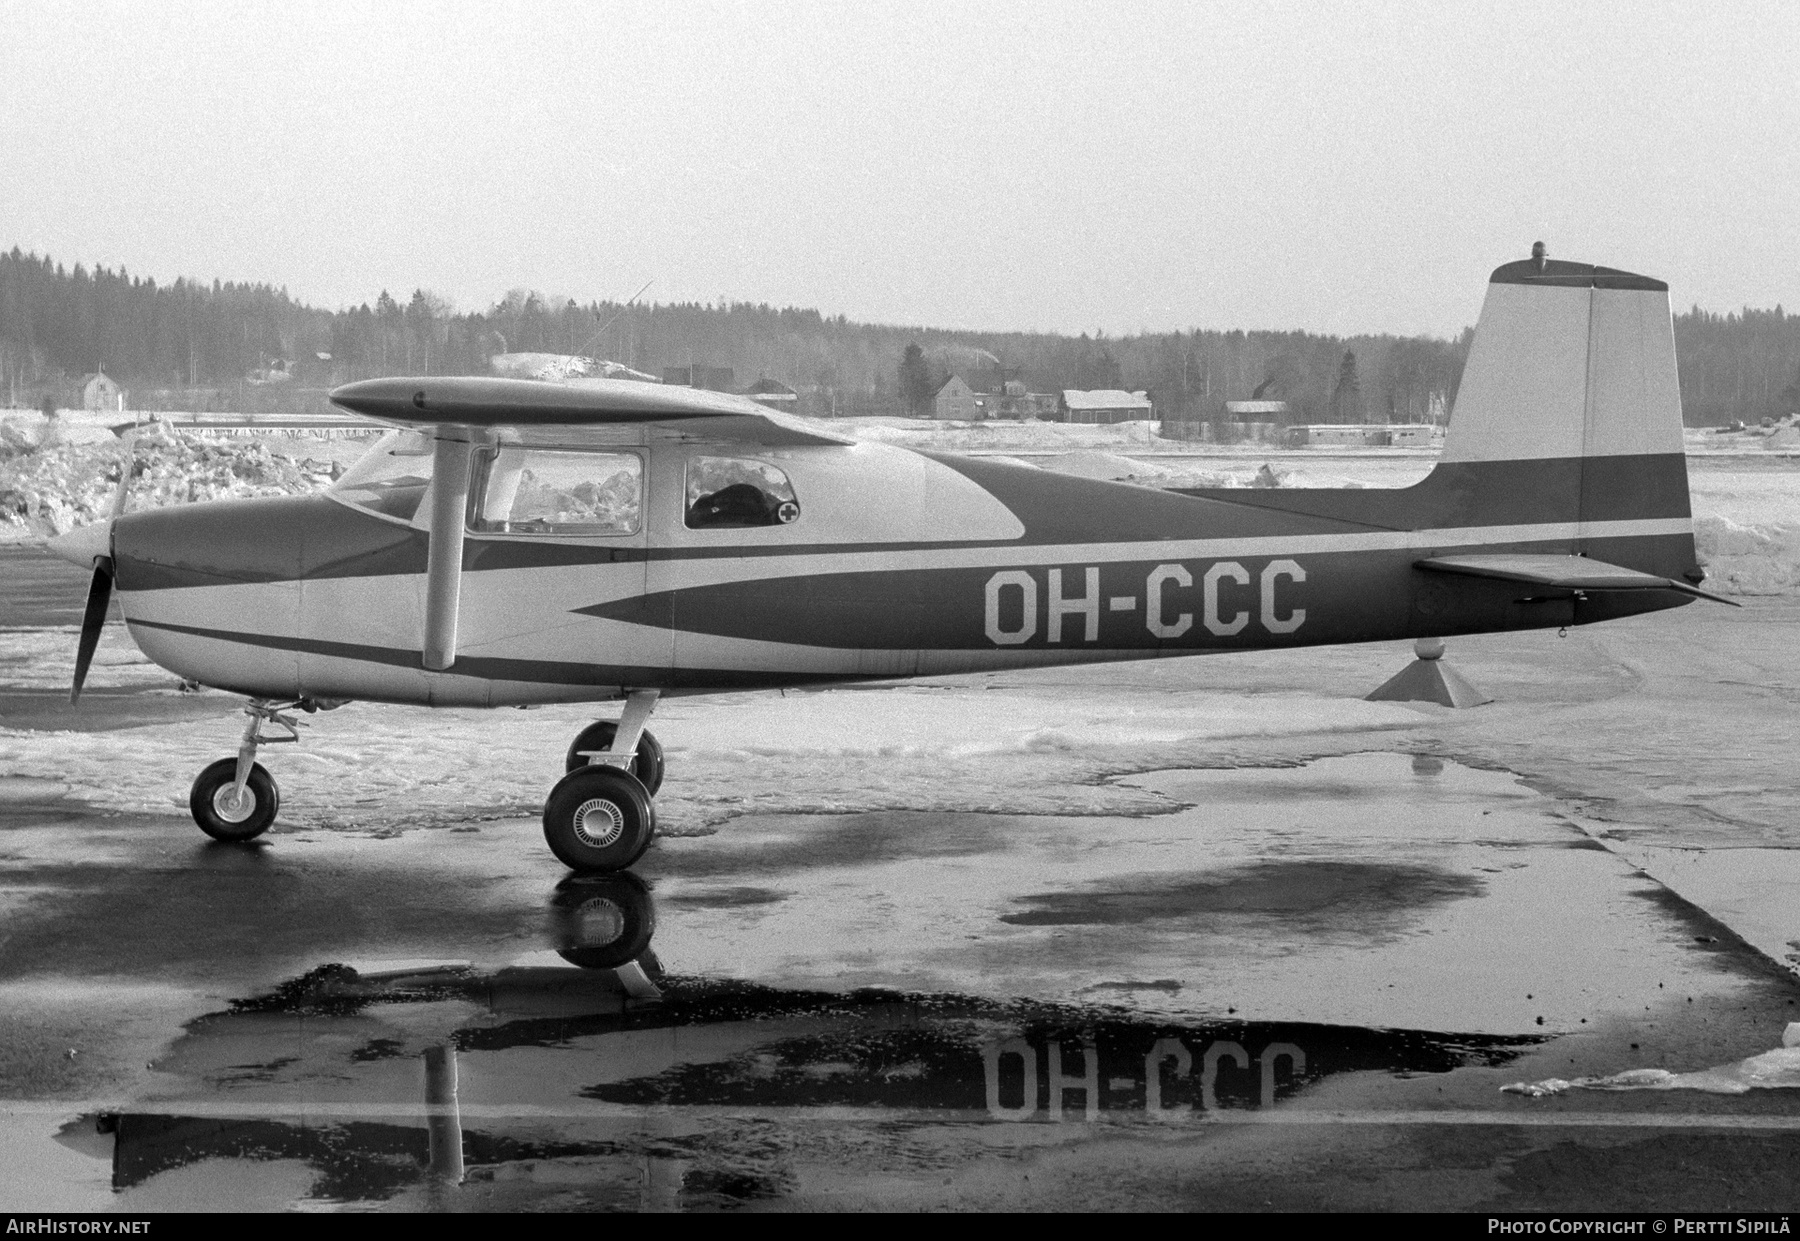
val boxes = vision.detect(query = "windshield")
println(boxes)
[329,430,434,521]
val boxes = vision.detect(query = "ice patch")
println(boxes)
[685,688,1406,759]
[0,680,1421,835]
[1502,1023,1800,1096]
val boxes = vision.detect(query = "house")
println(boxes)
[1058,389,1153,424]
[744,378,799,410]
[985,379,1056,420]
[78,372,124,412]
[1161,399,1288,443]
[933,375,982,421]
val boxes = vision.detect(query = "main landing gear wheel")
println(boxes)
[549,872,656,969]
[564,720,665,794]
[543,766,656,873]
[189,758,280,842]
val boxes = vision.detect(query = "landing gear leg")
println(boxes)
[188,699,306,842]
[545,690,662,872]
[564,690,664,792]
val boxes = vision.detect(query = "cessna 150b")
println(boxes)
[49,249,1729,873]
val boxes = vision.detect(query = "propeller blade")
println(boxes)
[71,556,114,705]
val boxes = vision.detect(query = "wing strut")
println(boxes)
[423,426,475,670]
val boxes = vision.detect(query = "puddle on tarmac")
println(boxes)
[61,924,1545,1211]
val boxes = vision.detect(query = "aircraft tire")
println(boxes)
[543,766,656,873]
[563,721,665,794]
[189,758,279,842]
[549,872,657,969]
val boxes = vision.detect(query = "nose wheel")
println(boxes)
[190,757,280,841]
[546,690,663,873]
[186,699,320,843]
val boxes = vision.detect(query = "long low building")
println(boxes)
[1058,389,1153,423]
[1287,423,1444,447]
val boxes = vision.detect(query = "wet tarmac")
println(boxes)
[2,545,1799,1211]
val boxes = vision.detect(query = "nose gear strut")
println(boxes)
[188,697,343,842]
[231,699,307,803]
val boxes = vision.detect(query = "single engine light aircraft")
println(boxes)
[49,248,1731,872]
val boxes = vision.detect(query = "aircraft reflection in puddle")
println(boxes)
[72,876,1543,1210]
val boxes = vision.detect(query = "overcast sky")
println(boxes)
[4,1,1795,337]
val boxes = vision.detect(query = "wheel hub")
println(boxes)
[212,783,255,824]
[571,797,626,849]
[573,897,626,946]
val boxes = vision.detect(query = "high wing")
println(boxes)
[1416,553,1738,606]
[328,375,856,447]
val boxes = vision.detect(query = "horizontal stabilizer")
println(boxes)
[1416,554,1738,606]
[329,376,855,447]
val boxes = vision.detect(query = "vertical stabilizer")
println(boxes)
[1439,250,1693,570]
[1443,254,1685,467]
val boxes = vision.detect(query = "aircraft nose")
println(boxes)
[48,519,114,568]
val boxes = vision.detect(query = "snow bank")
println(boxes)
[1503,1023,1800,1096]
[1693,516,1800,595]
[0,420,328,540]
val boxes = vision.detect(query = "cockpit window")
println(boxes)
[473,447,642,535]
[329,429,433,521]
[685,456,801,529]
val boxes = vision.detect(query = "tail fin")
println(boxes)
[1445,253,1685,468]
[1436,250,1696,580]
